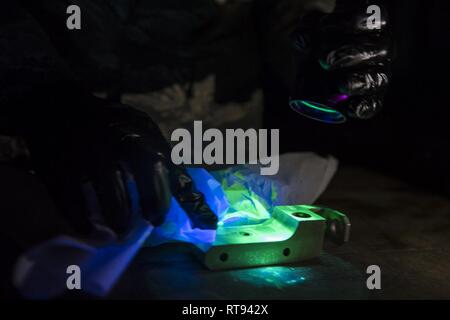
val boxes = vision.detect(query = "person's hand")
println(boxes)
[25,96,218,237]
[290,1,392,123]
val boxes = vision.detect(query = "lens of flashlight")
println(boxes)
[289,99,346,124]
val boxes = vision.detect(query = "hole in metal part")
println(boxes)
[220,253,229,262]
[292,212,311,218]
[239,231,252,237]
[283,248,291,257]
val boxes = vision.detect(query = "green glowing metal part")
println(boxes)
[196,205,342,270]
[217,172,275,226]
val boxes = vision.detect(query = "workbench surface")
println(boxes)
[111,166,450,299]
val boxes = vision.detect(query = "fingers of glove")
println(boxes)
[293,3,389,53]
[179,195,219,230]
[336,70,389,96]
[149,160,172,226]
[104,104,173,160]
[319,4,389,37]
[170,169,218,230]
[319,42,390,71]
[90,165,132,236]
[344,95,384,119]
[126,146,172,227]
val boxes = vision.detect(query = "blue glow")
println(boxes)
[147,168,230,250]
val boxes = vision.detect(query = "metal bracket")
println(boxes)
[195,205,349,270]
[312,206,351,245]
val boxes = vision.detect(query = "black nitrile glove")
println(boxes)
[290,0,392,123]
[23,95,218,237]
[0,1,217,241]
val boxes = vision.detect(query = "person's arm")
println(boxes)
[1,1,217,242]
[0,0,125,133]
[0,1,73,134]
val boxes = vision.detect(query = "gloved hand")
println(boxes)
[24,95,218,237]
[290,0,392,123]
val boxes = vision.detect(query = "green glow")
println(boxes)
[233,266,308,289]
[290,99,346,124]
[201,169,336,270]
[219,175,273,226]
[300,100,337,113]
[214,205,323,246]
[319,59,331,71]
[202,205,327,270]
[214,217,292,245]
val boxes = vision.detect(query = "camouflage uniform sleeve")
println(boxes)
[0,1,128,133]
[0,0,70,134]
